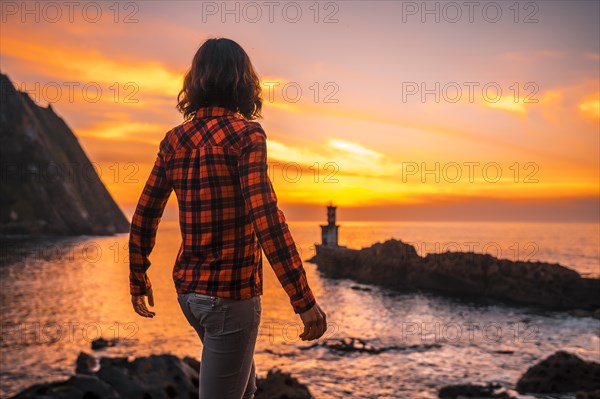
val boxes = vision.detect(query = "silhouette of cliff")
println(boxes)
[0,73,130,235]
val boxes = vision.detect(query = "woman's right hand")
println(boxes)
[131,287,156,318]
[299,302,327,341]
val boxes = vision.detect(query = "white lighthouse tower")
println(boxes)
[320,202,339,246]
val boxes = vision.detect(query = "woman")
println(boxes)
[128,37,327,399]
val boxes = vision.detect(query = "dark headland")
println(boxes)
[0,73,130,236]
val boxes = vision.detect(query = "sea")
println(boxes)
[1,220,599,398]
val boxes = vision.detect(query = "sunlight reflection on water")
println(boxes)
[1,220,598,398]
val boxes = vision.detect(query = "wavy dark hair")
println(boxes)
[177,38,262,120]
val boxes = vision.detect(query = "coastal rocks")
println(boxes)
[438,382,517,398]
[301,337,441,355]
[13,353,198,399]
[12,352,313,399]
[91,337,118,350]
[314,239,600,312]
[570,308,600,320]
[306,337,383,354]
[350,285,372,292]
[0,73,130,236]
[577,390,600,399]
[98,354,199,398]
[437,351,600,398]
[75,351,97,374]
[255,369,313,399]
[12,374,120,399]
[182,355,201,373]
[516,351,600,394]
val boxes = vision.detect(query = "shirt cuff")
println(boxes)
[290,288,316,314]
[130,273,151,295]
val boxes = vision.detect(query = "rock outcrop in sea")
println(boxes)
[300,337,442,355]
[313,239,600,313]
[0,73,130,236]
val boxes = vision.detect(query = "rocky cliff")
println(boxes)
[0,73,130,236]
[314,239,600,312]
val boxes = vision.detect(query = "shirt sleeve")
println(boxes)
[128,135,173,295]
[237,125,316,314]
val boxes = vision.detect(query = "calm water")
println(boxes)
[1,220,599,398]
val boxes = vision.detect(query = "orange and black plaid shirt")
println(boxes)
[128,107,316,314]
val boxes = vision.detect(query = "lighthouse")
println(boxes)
[320,202,339,246]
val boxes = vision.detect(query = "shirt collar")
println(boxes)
[193,106,240,119]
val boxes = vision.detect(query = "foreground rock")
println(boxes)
[577,390,600,399]
[314,240,600,312]
[12,353,197,399]
[438,351,600,398]
[0,73,130,236]
[255,369,313,399]
[438,383,516,398]
[12,352,313,399]
[516,351,600,394]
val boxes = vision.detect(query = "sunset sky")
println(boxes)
[2,1,599,221]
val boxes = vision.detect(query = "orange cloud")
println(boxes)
[2,36,182,97]
[483,96,528,115]
[579,98,600,119]
[77,120,173,144]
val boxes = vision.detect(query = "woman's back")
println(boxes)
[128,37,327,399]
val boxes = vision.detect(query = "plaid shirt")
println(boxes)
[128,107,316,314]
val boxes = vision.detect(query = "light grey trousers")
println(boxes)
[177,292,261,399]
